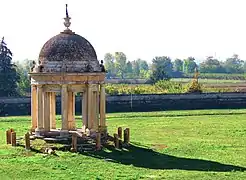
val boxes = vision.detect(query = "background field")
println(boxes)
[0,109,246,179]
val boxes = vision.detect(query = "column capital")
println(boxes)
[88,83,93,88]
[62,84,68,88]
[36,84,43,88]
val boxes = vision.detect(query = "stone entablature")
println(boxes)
[30,73,105,85]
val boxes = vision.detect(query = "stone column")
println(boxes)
[99,83,106,129]
[61,85,68,131]
[93,85,100,131]
[35,84,44,136]
[50,92,56,129]
[31,85,37,131]
[68,91,75,130]
[91,91,97,131]
[82,89,88,130]
[44,92,51,131]
[87,84,93,129]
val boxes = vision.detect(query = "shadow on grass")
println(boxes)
[82,143,246,172]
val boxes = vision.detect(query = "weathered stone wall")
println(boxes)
[1,92,246,116]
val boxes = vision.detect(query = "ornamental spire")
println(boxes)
[63,4,71,30]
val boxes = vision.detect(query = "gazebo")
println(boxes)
[29,5,107,138]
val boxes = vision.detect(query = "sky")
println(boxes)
[1,0,246,63]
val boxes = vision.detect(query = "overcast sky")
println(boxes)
[1,0,246,62]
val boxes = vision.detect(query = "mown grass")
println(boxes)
[0,109,246,179]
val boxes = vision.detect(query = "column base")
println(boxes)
[59,130,69,137]
[35,127,45,137]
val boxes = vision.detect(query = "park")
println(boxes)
[1,2,246,180]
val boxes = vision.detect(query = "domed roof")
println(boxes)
[38,30,101,73]
[39,31,98,62]
[36,5,102,73]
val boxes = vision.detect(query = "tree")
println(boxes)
[15,59,32,95]
[132,60,140,78]
[115,52,127,78]
[104,53,115,78]
[173,59,183,72]
[138,59,149,71]
[223,54,244,74]
[183,57,197,73]
[199,56,225,73]
[126,61,133,78]
[149,56,173,83]
[0,37,20,97]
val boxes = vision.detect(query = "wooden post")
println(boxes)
[25,132,31,150]
[118,127,122,139]
[11,132,16,146]
[124,128,130,144]
[6,130,11,144]
[114,133,119,149]
[96,132,101,150]
[126,128,130,143]
[71,133,77,152]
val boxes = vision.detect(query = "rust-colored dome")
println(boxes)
[38,31,101,73]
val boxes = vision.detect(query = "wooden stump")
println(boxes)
[126,128,130,143]
[6,130,11,144]
[124,128,130,144]
[71,133,77,152]
[118,127,122,139]
[96,132,101,150]
[11,132,16,146]
[114,133,119,149]
[25,132,31,150]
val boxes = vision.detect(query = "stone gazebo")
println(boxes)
[29,5,107,138]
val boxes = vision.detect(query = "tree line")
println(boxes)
[1,37,246,97]
[104,52,246,81]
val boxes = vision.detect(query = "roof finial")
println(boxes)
[66,4,69,18]
[63,4,71,30]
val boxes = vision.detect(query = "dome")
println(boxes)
[38,30,101,73]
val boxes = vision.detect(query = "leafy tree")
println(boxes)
[223,54,244,74]
[149,56,173,83]
[126,61,133,78]
[115,52,127,78]
[104,53,115,78]
[132,60,140,77]
[173,59,183,72]
[15,59,32,95]
[0,37,20,97]
[199,56,225,73]
[138,59,149,71]
[183,57,197,73]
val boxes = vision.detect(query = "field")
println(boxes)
[0,110,246,179]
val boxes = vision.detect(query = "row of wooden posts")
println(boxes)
[7,127,130,152]
[6,129,30,150]
[114,127,130,149]
[71,127,130,152]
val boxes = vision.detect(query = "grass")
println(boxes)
[0,109,246,179]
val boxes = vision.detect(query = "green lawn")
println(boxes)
[0,109,246,179]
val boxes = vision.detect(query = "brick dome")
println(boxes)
[38,30,101,73]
